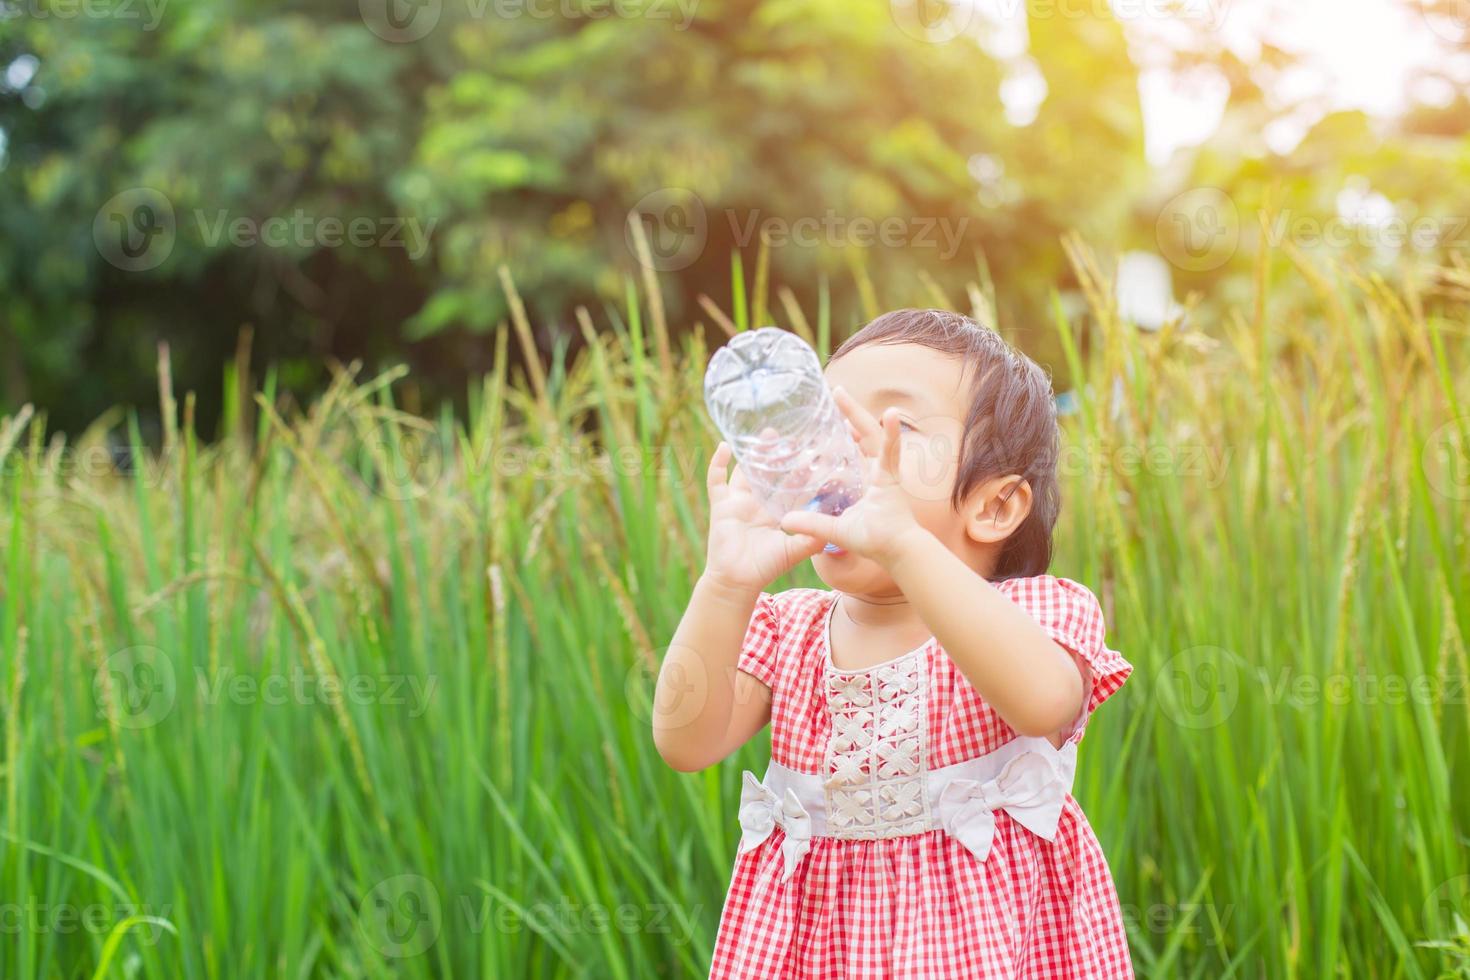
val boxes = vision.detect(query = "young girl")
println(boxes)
[654,309,1134,978]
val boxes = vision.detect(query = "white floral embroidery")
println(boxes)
[831,713,872,753]
[877,703,918,738]
[822,649,930,839]
[830,787,874,829]
[877,660,920,702]
[875,735,920,778]
[829,673,872,710]
[878,779,925,822]
[826,752,866,787]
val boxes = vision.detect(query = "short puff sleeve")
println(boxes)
[735,590,783,689]
[999,575,1132,737]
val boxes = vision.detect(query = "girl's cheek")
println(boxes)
[900,436,958,504]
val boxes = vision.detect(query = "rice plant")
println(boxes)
[1,238,1467,978]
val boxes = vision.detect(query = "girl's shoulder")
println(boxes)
[736,587,833,689]
[763,586,833,626]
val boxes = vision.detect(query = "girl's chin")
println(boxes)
[814,548,880,585]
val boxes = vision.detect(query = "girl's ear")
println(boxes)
[963,474,1033,547]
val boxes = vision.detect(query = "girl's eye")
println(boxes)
[898,420,917,433]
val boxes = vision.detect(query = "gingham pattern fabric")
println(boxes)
[709,577,1135,979]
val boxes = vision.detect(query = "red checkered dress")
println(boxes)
[708,576,1135,979]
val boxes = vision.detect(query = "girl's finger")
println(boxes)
[707,441,731,502]
[728,456,751,492]
[782,532,828,564]
[877,408,903,481]
[779,509,846,549]
[832,386,882,456]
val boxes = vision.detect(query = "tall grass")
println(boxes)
[1,238,1467,978]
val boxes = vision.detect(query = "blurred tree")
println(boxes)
[0,0,1146,433]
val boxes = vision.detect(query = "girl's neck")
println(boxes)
[837,590,920,631]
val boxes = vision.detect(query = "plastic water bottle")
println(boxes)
[703,327,867,554]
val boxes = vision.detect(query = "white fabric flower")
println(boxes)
[829,673,872,710]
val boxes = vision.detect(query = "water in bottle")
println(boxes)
[703,327,867,554]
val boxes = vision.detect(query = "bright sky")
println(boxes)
[974,0,1459,166]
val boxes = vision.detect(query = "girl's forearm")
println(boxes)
[887,529,1083,737]
[653,574,761,770]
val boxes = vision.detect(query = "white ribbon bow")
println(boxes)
[737,770,813,881]
[936,751,1067,862]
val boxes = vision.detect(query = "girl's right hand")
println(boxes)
[703,440,827,595]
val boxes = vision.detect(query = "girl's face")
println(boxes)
[814,341,976,594]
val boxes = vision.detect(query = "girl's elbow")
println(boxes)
[1011,687,1084,738]
[652,729,711,772]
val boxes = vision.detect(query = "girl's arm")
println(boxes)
[652,574,773,772]
[652,441,825,772]
[777,407,1085,742]
[886,530,1085,740]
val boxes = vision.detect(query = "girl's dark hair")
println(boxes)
[829,308,1060,580]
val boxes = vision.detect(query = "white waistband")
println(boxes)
[760,735,1077,839]
[737,736,1078,879]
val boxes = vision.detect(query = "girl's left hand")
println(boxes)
[778,395,929,569]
